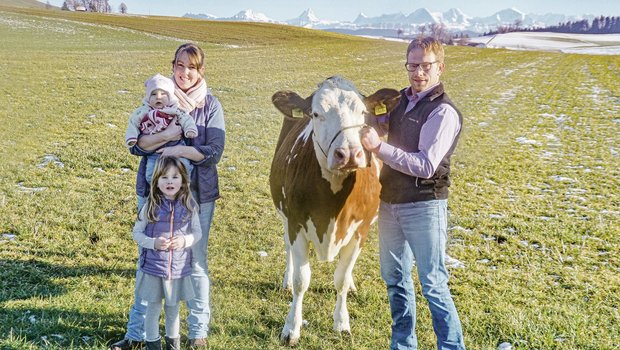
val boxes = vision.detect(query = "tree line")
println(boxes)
[60,0,128,14]
[484,16,620,36]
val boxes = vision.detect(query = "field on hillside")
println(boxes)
[0,7,619,350]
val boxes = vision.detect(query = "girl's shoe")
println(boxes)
[109,339,144,350]
[164,336,181,350]
[145,338,162,350]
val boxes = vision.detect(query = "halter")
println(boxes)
[313,123,371,168]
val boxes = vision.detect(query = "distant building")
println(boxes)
[75,5,86,11]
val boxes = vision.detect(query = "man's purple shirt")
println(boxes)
[376,83,461,179]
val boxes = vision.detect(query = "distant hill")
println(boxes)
[0,0,54,8]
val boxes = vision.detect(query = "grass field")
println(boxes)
[0,5,619,350]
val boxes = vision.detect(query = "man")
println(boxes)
[361,37,466,349]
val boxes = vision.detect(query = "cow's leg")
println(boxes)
[280,236,310,346]
[333,235,362,334]
[282,232,293,290]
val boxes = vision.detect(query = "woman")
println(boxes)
[111,43,225,350]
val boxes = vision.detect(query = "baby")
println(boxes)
[125,74,197,183]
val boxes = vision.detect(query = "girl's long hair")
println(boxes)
[145,156,196,222]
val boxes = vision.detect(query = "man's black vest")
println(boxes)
[380,83,463,203]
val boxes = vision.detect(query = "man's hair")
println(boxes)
[406,37,444,63]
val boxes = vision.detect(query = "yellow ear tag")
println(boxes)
[292,108,304,118]
[374,102,387,116]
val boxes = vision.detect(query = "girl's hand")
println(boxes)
[154,237,170,250]
[169,235,186,250]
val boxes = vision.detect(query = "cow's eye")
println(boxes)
[312,112,319,118]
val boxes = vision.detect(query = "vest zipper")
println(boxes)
[168,202,174,280]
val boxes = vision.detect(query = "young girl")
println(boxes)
[132,156,202,350]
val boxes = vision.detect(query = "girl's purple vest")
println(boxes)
[140,199,193,279]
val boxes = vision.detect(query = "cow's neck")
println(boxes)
[321,167,352,193]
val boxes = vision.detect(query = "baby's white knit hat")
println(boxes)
[143,73,178,107]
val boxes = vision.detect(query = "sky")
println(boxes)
[47,0,619,21]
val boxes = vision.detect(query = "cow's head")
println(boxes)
[272,76,400,173]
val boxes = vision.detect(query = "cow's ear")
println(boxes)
[272,91,312,118]
[365,88,401,116]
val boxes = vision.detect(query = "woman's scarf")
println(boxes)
[173,77,207,113]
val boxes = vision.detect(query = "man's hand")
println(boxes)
[361,126,382,153]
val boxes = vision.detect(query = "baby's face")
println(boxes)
[149,89,170,109]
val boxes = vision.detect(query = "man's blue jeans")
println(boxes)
[379,199,465,350]
[125,196,214,340]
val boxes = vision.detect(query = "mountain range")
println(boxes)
[183,8,597,35]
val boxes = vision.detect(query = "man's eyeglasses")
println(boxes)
[405,61,438,72]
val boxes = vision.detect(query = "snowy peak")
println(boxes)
[407,8,439,24]
[226,9,274,23]
[484,8,525,24]
[442,8,470,24]
[300,8,319,22]
[184,13,218,20]
[286,8,322,27]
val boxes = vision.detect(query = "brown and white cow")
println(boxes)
[270,76,400,346]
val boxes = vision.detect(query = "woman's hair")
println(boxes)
[406,36,444,63]
[172,43,205,77]
[145,156,196,222]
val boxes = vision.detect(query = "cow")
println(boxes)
[270,76,400,346]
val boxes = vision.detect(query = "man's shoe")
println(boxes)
[109,338,144,350]
[189,338,208,349]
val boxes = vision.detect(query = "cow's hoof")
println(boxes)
[280,330,300,347]
[340,329,352,337]
[282,280,292,291]
[333,322,351,335]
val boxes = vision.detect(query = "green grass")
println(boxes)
[0,6,619,350]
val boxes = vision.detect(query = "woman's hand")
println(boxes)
[137,118,183,151]
[159,117,183,142]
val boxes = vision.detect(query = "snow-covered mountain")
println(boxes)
[186,9,276,23]
[184,13,218,20]
[224,9,275,23]
[285,8,339,28]
[183,7,599,35]
[442,8,470,26]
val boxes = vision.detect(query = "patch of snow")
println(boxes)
[515,137,539,145]
[37,154,64,168]
[469,32,620,55]
[17,182,47,193]
[498,342,513,350]
[445,255,465,269]
[550,175,576,183]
